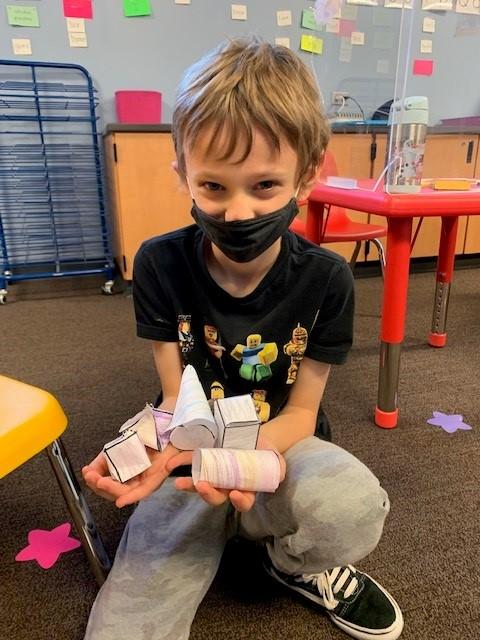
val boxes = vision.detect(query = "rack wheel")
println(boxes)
[101,280,114,295]
[0,291,7,305]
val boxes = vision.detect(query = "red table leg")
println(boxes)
[428,216,458,348]
[375,217,413,429]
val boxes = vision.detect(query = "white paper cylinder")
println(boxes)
[192,448,281,493]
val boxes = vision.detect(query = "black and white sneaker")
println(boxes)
[264,558,404,640]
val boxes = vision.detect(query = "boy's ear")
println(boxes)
[171,159,179,175]
[297,163,323,201]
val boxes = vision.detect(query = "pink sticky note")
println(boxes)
[339,20,356,37]
[63,0,93,20]
[413,59,434,76]
[15,522,81,569]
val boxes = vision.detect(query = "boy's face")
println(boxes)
[181,126,310,222]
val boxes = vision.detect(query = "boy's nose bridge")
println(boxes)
[224,194,255,221]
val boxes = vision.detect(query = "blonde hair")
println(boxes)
[172,36,330,187]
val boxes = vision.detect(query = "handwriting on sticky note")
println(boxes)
[275,37,291,48]
[423,17,436,33]
[351,31,365,45]
[68,31,88,47]
[63,0,93,20]
[12,38,32,55]
[413,59,434,76]
[123,0,151,17]
[66,17,85,32]
[302,8,323,31]
[7,5,40,27]
[277,10,292,26]
[231,4,247,20]
[300,34,324,54]
[420,39,433,54]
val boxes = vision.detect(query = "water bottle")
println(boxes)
[385,96,429,193]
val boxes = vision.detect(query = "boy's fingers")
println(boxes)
[166,451,193,471]
[195,481,229,506]
[174,477,197,492]
[229,490,256,512]
[115,472,169,508]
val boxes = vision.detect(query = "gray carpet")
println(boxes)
[1,268,479,640]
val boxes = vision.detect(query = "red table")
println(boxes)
[307,180,480,429]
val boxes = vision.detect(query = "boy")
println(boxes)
[83,36,403,640]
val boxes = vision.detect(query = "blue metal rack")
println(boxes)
[0,60,114,303]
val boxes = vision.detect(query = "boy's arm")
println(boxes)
[151,340,184,408]
[259,357,331,454]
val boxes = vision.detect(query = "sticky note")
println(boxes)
[420,39,433,53]
[231,4,247,20]
[7,5,40,27]
[384,0,413,8]
[338,19,356,36]
[123,0,151,17]
[423,17,436,33]
[275,37,291,48]
[66,17,85,32]
[277,10,292,26]
[300,34,324,54]
[345,0,377,5]
[422,0,452,9]
[351,31,365,45]
[302,8,323,31]
[455,0,480,14]
[374,31,394,49]
[326,19,340,34]
[413,59,434,76]
[175,0,191,4]
[12,38,32,55]
[63,0,93,20]
[68,31,88,47]
[340,36,353,51]
[339,48,352,63]
[376,59,390,74]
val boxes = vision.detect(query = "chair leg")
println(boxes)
[349,241,362,272]
[46,438,111,586]
[371,238,386,278]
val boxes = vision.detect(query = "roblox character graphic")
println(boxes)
[178,314,194,354]
[231,333,278,383]
[209,380,225,408]
[251,389,270,423]
[204,324,226,359]
[283,324,308,384]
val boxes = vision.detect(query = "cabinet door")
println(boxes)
[107,132,192,279]
[369,134,475,259]
[463,140,480,254]
[314,134,372,262]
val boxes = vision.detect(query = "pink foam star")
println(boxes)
[15,522,81,569]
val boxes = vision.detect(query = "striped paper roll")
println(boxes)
[192,448,281,493]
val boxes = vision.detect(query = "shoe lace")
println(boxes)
[301,565,359,611]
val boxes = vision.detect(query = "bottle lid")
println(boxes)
[388,96,429,126]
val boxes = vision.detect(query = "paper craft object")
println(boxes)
[169,365,219,450]
[192,448,281,493]
[169,365,261,451]
[119,403,159,450]
[214,395,260,449]
[103,430,151,482]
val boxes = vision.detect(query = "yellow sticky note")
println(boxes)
[423,17,435,33]
[12,38,32,55]
[275,37,291,48]
[68,32,88,47]
[300,34,323,55]
[231,4,247,20]
[66,17,85,33]
[420,39,433,53]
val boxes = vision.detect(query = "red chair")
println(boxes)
[291,152,386,274]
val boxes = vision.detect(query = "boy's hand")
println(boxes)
[82,443,189,508]
[166,437,286,513]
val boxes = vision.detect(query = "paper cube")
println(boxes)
[214,395,260,449]
[103,430,151,483]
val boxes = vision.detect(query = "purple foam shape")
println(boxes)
[427,411,473,434]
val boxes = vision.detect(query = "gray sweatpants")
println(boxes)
[84,436,390,640]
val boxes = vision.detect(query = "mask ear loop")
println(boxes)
[185,177,195,201]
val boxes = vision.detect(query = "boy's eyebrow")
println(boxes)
[194,169,289,182]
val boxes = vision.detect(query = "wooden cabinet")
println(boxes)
[104,131,191,279]
[464,142,480,254]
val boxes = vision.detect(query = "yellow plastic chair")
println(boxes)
[0,375,110,585]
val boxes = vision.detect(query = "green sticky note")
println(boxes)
[300,34,323,55]
[123,0,151,17]
[301,8,322,32]
[7,5,40,27]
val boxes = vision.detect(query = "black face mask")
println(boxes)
[190,197,299,263]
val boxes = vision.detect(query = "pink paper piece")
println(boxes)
[339,20,356,37]
[63,0,93,20]
[413,59,434,76]
[15,522,81,569]
[427,411,472,434]
[314,0,342,24]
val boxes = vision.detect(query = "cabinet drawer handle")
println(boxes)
[466,140,474,164]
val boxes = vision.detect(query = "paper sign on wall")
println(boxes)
[422,0,453,9]
[339,19,356,36]
[346,0,377,5]
[123,0,151,17]
[302,8,323,30]
[277,10,292,26]
[377,59,390,74]
[384,0,413,8]
[300,34,324,54]
[420,39,433,53]
[231,4,247,20]
[175,0,192,4]
[7,5,40,27]
[63,0,93,20]
[455,0,480,14]
[326,19,340,33]
[351,31,365,45]
[66,17,85,32]
[12,38,32,55]
[413,59,434,76]
[68,31,88,47]
[423,17,436,32]
[339,48,352,62]
[275,37,291,48]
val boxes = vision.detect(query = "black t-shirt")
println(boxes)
[133,225,354,422]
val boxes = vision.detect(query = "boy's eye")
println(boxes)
[256,180,276,191]
[203,182,224,191]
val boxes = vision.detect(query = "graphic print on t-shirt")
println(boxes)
[283,323,308,384]
[251,389,271,423]
[209,380,225,408]
[177,314,194,354]
[203,324,226,359]
[230,333,278,383]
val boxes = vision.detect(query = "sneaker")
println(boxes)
[264,558,404,640]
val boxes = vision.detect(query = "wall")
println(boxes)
[0,1,479,128]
